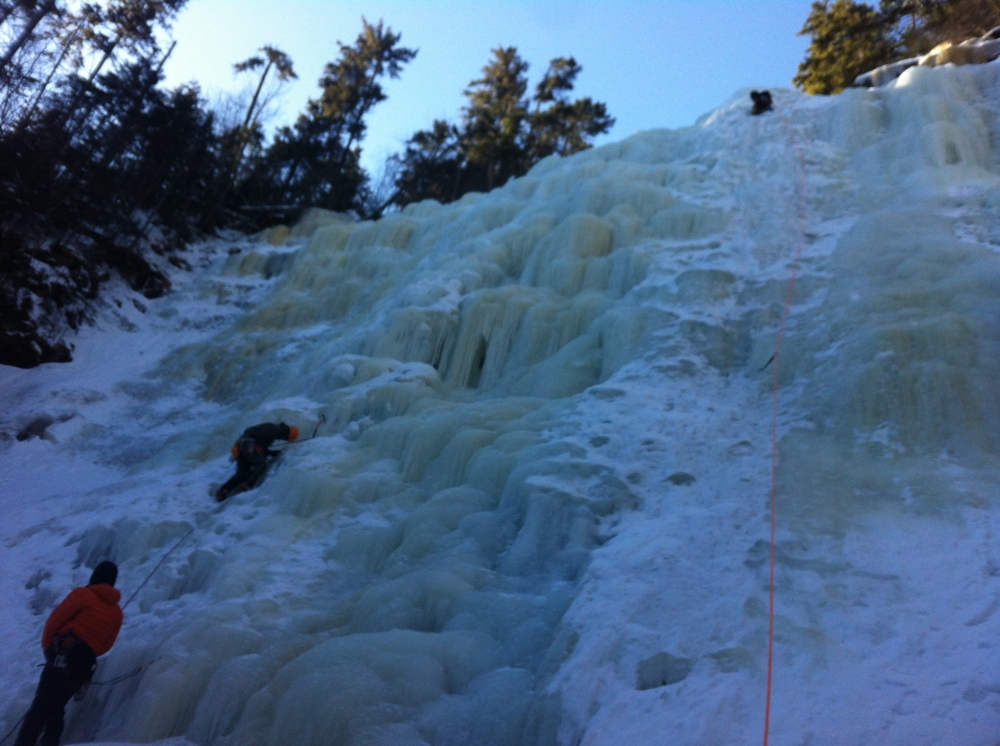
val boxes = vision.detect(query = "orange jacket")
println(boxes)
[42,584,123,656]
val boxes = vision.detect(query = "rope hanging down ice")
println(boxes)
[0,716,25,746]
[762,102,809,746]
[121,526,196,611]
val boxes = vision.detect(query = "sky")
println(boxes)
[160,0,816,175]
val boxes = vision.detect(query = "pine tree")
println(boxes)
[391,48,614,208]
[877,0,943,55]
[921,0,1000,41]
[462,46,530,190]
[0,0,217,368]
[204,44,295,224]
[794,0,900,94]
[527,56,614,160]
[0,0,71,128]
[237,18,415,222]
[230,45,296,173]
[390,119,463,206]
[0,0,59,79]
[13,14,86,133]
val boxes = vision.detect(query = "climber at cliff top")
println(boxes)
[750,90,772,115]
[15,561,123,746]
[215,421,300,502]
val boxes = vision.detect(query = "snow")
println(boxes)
[854,29,1000,89]
[3,60,1000,745]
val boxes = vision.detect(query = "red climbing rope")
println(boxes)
[763,105,809,746]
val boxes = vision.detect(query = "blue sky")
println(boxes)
[160,1,816,174]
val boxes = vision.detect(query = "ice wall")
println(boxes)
[4,59,1000,746]
[778,64,1000,534]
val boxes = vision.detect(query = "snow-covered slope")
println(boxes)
[3,60,1000,746]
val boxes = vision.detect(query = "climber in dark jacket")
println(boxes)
[750,90,772,115]
[216,422,299,502]
[15,561,123,746]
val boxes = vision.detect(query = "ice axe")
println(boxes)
[274,413,325,451]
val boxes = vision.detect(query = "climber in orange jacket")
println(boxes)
[15,561,123,746]
[216,421,300,502]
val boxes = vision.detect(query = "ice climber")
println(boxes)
[15,561,123,746]
[216,421,300,502]
[750,90,772,115]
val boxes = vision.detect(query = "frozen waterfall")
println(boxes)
[3,60,1000,746]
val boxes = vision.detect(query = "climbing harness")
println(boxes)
[50,632,83,670]
[236,436,268,464]
[761,102,809,746]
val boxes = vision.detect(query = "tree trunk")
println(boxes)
[335,82,376,168]
[230,57,272,175]
[0,4,17,28]
[84,35,119,87]
[153,39,176,75]
[98,41,175,171]
[0,24,48,126]
[0,0,57,77]
[204,57,274,230]
[57,32,120,148]
[242,58,273,133]
[279,157,303,192]
[16,23,80,132]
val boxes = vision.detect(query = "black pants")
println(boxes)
[217,456,272,501]
[15,643,96,746]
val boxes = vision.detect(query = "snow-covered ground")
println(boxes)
[3,60,1000,746]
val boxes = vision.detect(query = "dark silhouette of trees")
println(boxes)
[390,119,464,207]
[0,0,207,367]
[234,45,296,160]
[391,47,613,209]
[205,45,296,225]
[463,46,532,191]
[231,19,416,225]
[0,13,420,366]
[919,0,1000,39]
[0,10,613,366]
[0,0,59,79]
